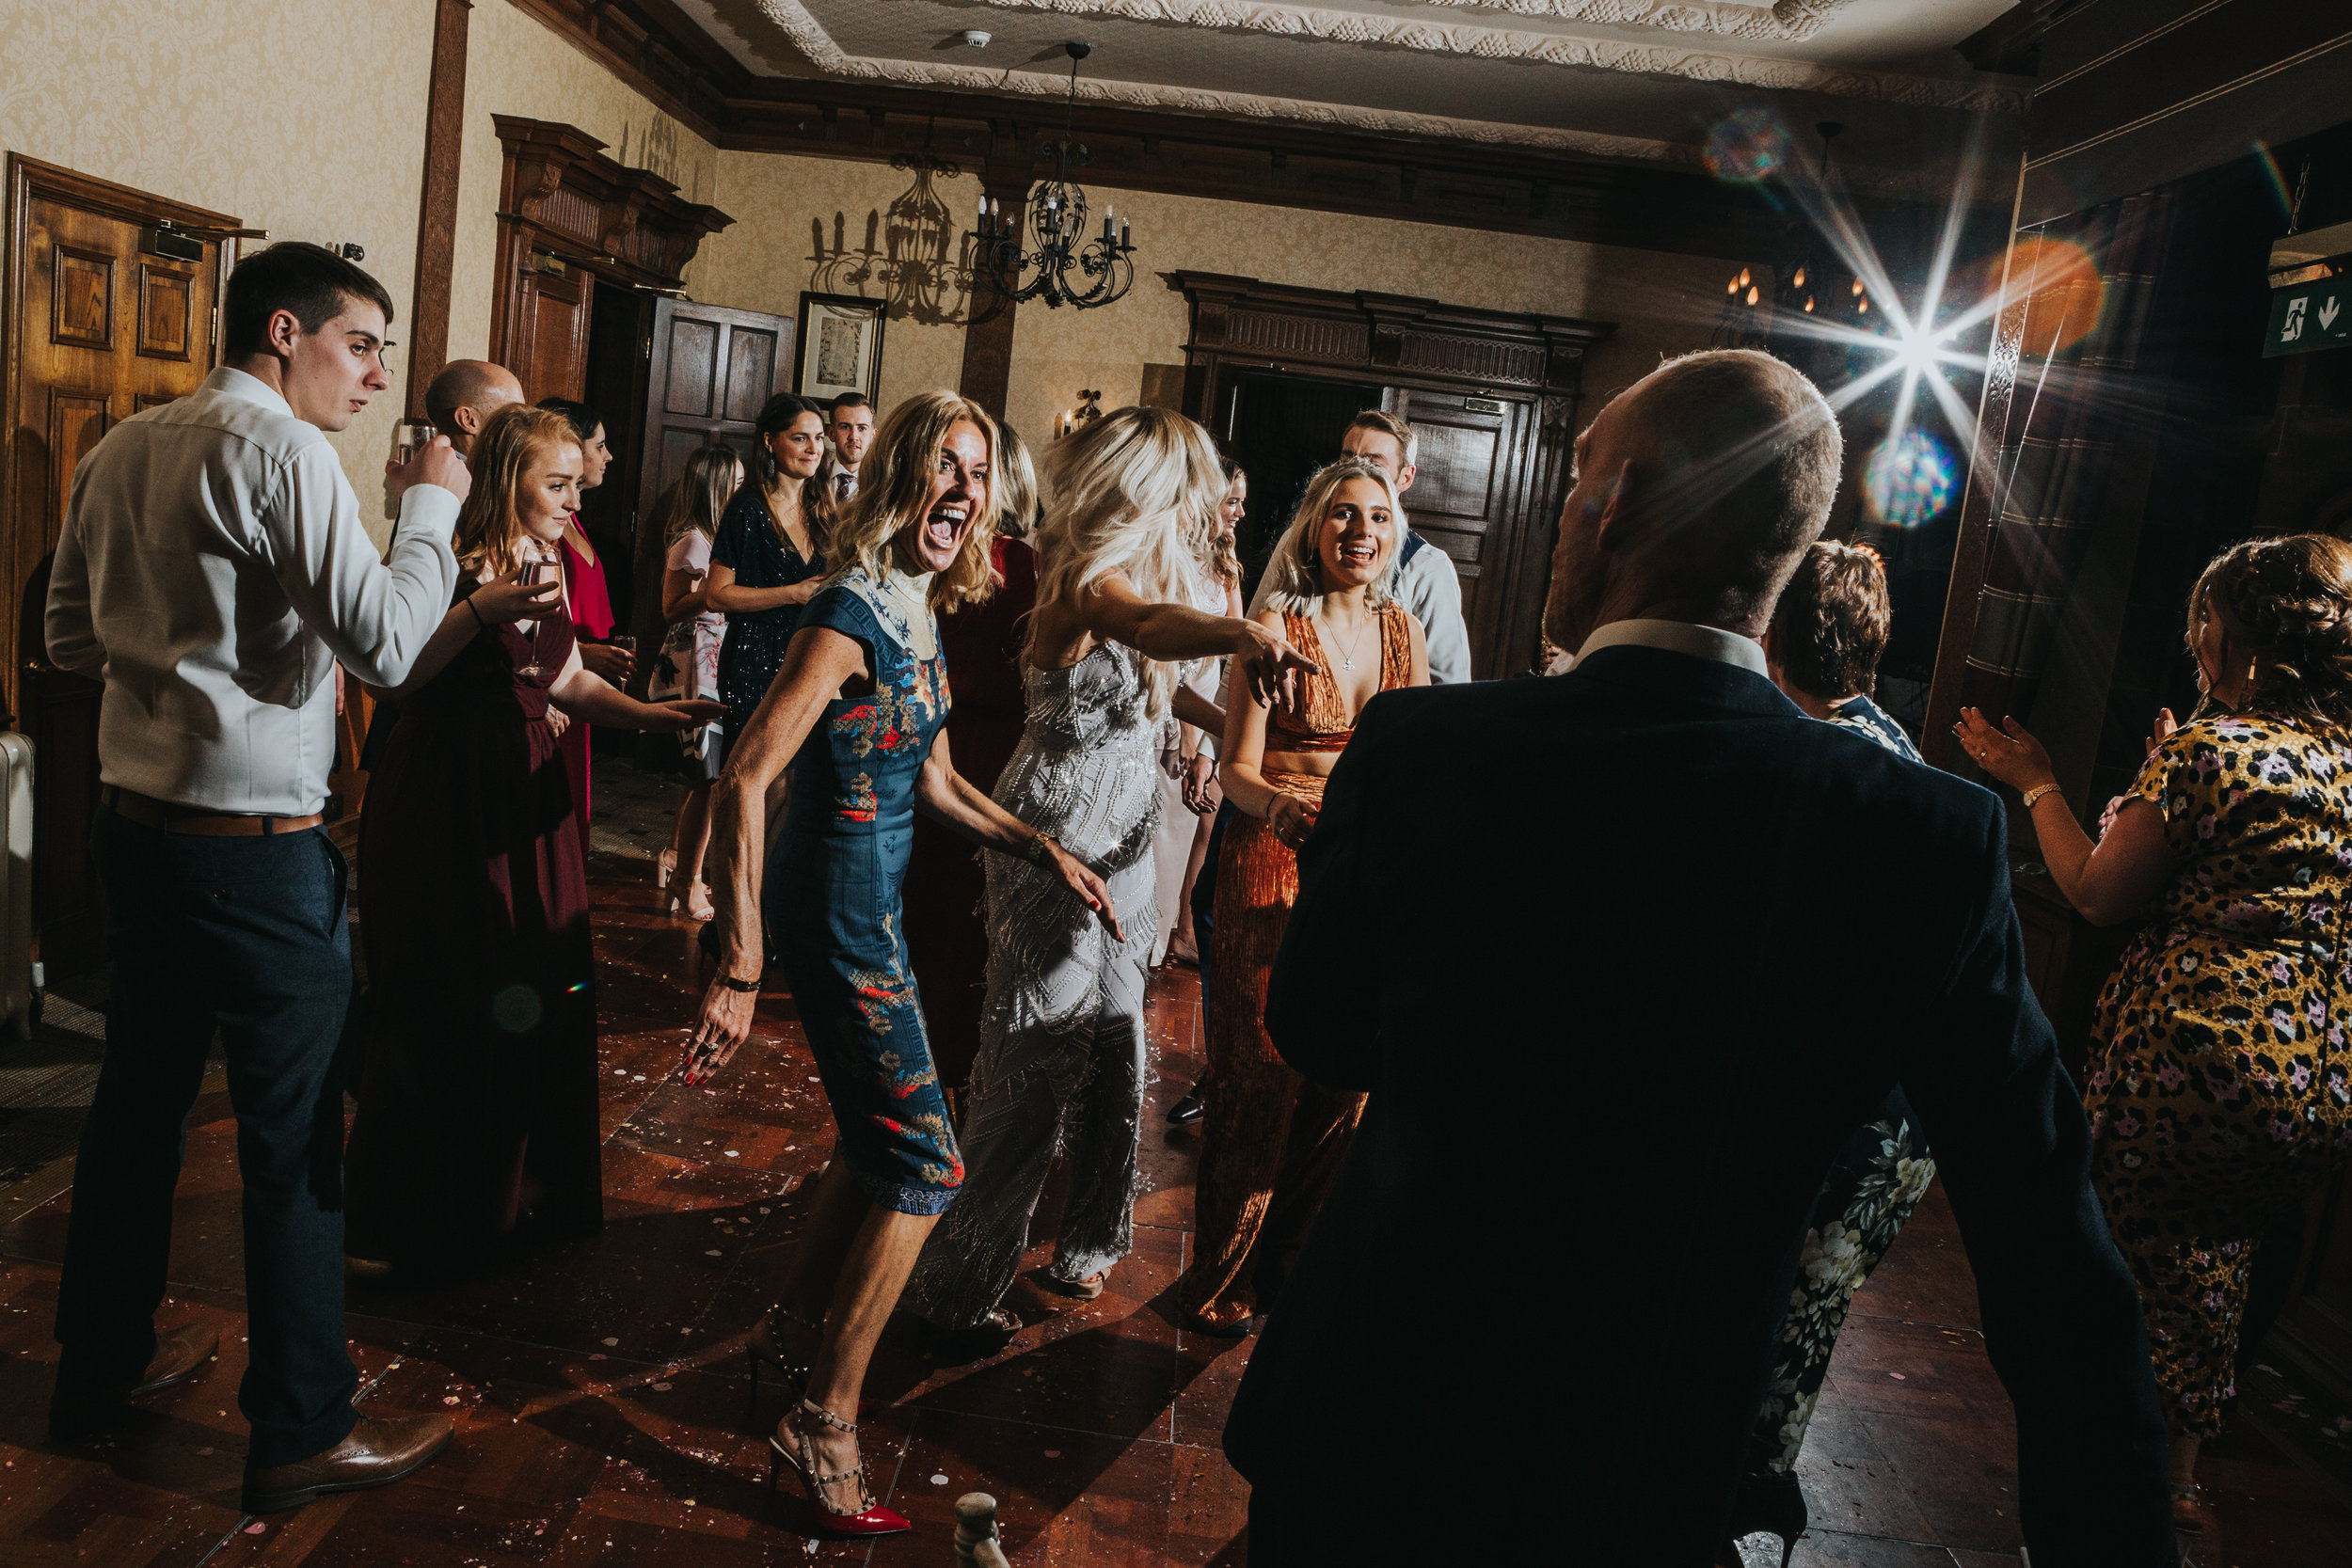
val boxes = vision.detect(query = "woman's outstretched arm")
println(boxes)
[685,626,868,1073]
[914,728,1121,940]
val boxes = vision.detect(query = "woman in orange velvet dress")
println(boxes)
[1175,457,1426,1336]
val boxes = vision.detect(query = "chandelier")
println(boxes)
[967,42,1137,310]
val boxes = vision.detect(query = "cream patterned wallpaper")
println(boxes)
[0,0,438,523]
[692,150,972,416]
[999,185,1739,448]
[448,0,722,370]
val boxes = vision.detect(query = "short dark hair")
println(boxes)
[222,242,394,358]
[828,392,873,419]
[536,396,602,443]
[1770,540,1893,700]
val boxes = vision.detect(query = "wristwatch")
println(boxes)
[718,973,761,993]
[1025,830,1060,865]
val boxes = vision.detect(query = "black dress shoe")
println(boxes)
[49,1322,219,1443]
[243,1412,454,1513]
[1166,1085,1206,1125]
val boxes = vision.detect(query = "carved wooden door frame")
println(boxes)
[1168,272,1613,675]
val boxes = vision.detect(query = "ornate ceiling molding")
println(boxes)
[933,0,2024,110]
[1407,0,1851,40]
[751,0,1701,159]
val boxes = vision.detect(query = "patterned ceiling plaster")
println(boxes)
[1411,0,1851,40]
[749,0,1702,159]
[938,0,2023,110]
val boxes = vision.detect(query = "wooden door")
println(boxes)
[3,157,235,977]
[1387,387,1536,678]
[511,261,592,404]
[628,298,791,653]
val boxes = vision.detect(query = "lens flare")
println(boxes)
[2001,237,2105,357]
[1864,427,1958,528]
[1704,107,1793,185]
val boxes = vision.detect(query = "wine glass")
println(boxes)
[516,546,558,680]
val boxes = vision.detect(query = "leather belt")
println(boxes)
[104,787,325,837]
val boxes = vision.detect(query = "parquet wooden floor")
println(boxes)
[0,783,2345,1564]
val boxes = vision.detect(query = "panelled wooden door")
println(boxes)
[628,297,791,652]
[1385,387,1537,677]
[511,261,593,404]
[3,156,234,975]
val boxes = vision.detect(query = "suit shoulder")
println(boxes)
[1808,720,2002,838]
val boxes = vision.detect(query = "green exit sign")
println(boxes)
[2265,277,2351,357]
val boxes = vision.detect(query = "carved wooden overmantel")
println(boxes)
[488,116,734,400]
[1169,272,1613,677]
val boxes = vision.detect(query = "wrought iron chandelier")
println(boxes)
[967,42,1137,310]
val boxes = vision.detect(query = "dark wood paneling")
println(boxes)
[1172,272,1611,677]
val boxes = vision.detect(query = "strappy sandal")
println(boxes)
[767,1397,909,1537]
[745,1303,822,1416]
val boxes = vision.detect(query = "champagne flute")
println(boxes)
[516,545,557,680]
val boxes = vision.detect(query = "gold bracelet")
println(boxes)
[2021,782,2062,810]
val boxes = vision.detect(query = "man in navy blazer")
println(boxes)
[1225,350,2174,1565]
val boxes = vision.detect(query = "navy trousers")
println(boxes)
[55,808,361,1465]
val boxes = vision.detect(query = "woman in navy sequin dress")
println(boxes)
[683,391,1118,1540]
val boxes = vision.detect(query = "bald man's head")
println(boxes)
[1544,349,1843,652]
[425,359,523,454]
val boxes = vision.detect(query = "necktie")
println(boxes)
[836,472,855,502]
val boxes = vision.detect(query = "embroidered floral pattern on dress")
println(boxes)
[2090,711,2352,1435]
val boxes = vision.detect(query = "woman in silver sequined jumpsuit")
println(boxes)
[905,407,1316,1338]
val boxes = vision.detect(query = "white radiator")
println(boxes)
[0,735,33,1038]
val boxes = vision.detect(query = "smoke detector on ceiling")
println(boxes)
[956,29,991,47]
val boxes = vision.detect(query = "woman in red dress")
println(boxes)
[346,404,718,1275]
[539,398,634,856]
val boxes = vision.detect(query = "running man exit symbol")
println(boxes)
[2265,278,2352,356]
[2282,296,2307,341]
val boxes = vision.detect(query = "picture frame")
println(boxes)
[795,292,886,404]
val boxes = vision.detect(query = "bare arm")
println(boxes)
[1042,572,1318,710]
[705,560,821,613]
[914,728,1122,938]
[1957,706,2181,927]
[1216,614,1315,852]
[374,567,561,700]
[684,626,868,1075]
[547,642,720,731]
[661,564,709,623]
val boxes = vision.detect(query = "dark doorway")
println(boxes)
[580,281,653,638]
[1220,371,1383,597]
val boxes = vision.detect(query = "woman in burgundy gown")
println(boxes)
[901,421,1040,1091]
[346,404,718,1275]
[541,398,633,856]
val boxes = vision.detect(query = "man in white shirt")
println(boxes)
[822,391,875,503]
[45,243,467,1513]
[1247,409,1472,684]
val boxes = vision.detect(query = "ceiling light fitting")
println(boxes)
[968,42,1137,311]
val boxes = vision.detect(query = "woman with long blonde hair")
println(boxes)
[1174,455,1426,1338]
[345,404,720,1277]
[680,390,1120,1541]
[901,405,1316,1348]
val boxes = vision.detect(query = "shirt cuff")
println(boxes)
[396,482,462,543]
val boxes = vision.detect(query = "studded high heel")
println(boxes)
[767,1397,909,1537]
[745,1304,822,1417]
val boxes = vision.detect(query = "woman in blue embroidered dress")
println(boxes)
[682,391,1119,1540]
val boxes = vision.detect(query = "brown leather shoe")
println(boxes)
[243,1412,454,1513]
[48,1322,220,1442]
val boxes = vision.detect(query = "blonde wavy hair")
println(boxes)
[993,418,1041,540]
[825,389,1000,610]
[1030,406,1227,721]
[454,404,581,578]
[1261,457,1405,615]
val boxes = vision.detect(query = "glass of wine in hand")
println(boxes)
[516,545,559,680]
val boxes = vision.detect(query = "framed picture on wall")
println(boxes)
[795,293,886,404]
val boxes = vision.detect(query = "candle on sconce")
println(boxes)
[1119,220,1130,249]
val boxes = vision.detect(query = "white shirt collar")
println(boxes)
[1571,618,1770,677]
[209,364,295,419]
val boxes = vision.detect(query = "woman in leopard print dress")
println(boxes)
[1960,532,2352,1541]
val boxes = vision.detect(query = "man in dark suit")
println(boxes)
[1226,350,2174,1565]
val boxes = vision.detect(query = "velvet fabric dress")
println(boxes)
[1176,605,1413,1323]
[559,526,614,855]
[344,583,599,1273]
[901,537,1038,1087]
